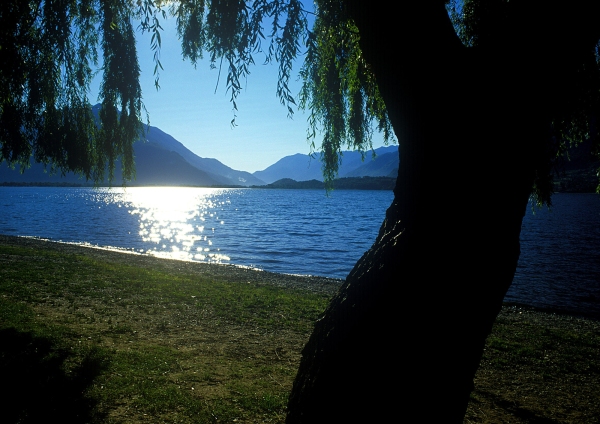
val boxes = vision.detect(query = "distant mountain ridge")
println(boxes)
[258,176,396,190]
[0,104,400,186]
[0,105,266,187]
[252,145,399,184]
[139,123,265,187]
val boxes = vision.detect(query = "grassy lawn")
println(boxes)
[0,241,331,423]
[1,237,598,423]
[466,308,600,423]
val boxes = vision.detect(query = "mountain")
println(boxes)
[343,151,399,178]
[0,142,224,187]
[0,105,266,187]
[253,145,399,184]
[252,153,324,183]
[127,142,224,186]
[140,123,265,186]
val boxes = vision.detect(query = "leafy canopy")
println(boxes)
[2,0,598,195]
[0,0,142,182]
[0,0,393,185]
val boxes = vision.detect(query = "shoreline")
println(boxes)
[0,234,344,297]
[2,233,599,423]
[2,234,598,321]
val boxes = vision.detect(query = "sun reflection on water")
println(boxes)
[116,187,231,263]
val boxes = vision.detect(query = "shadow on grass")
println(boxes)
[0,328,109,424]
[471,391,562,424]
[497,398,561,424]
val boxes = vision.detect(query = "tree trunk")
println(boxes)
[286,2,600,422]
[287,0,600,424]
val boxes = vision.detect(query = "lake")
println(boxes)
[1,187,599,318]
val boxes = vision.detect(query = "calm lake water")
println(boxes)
[0,187,392,279]
[1,187,599,318]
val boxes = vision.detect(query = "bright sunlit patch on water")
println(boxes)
[104,187,234,264]
[3,186,395,280]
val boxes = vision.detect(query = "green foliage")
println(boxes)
[0,0,395,186]
[299,0,394,184]
[0,0,142,184]
[167,0,309,124]
[3,0,598,194]
[98,0,143,183]
[165,0,397,175]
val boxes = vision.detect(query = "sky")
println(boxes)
[90,12,391,174]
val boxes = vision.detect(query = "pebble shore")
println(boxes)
[2,234,599,327]
[0,234,344,297]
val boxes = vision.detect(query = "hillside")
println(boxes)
[0,105,266,187]
[256,176,396,190]
[140,123,265,187]
[343,151,399,178]
[252,146,399,184]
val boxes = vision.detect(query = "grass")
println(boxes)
[1,238,599,423]
[0,242,331,423]
[466,309,600,423]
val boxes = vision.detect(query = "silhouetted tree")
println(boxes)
[2,1,600,422]
[287,2,600,422]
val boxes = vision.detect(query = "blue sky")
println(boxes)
[91,11,391,173]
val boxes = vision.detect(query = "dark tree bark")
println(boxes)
[287,2,600,422]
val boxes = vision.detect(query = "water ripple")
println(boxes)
[1,187,599,318]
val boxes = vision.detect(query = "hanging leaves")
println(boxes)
[0,0,395,187]
[299,0,395,186]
